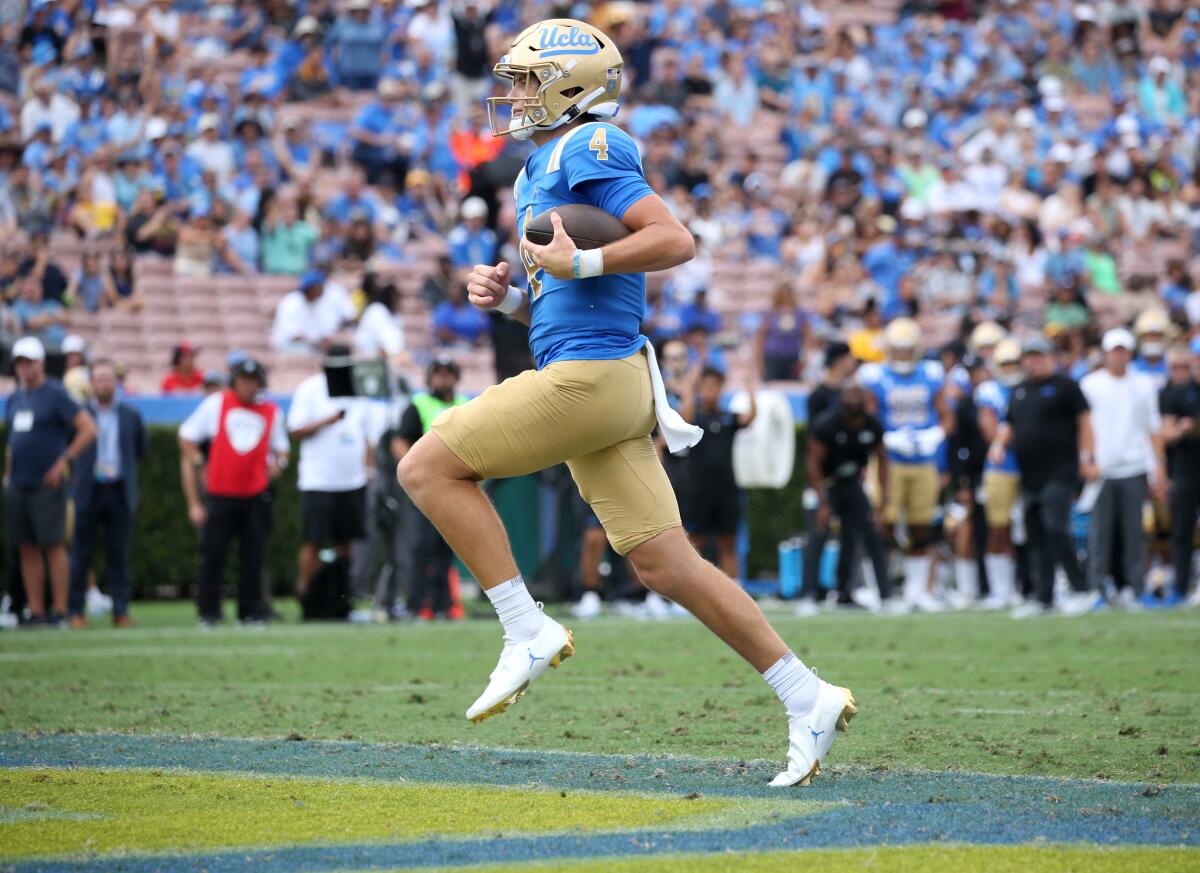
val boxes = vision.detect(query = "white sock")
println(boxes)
[984,554,1013,603]
[903,556,932,602]
[485,576,544,643]
[762,650,818,716]
[954,558,978,600]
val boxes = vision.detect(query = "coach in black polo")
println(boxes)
[990,335,1094,613]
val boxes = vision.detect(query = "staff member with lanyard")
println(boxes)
[391,358,468,619]
[797,384,894,616]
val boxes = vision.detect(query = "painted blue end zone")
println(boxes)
[1,733,1196,873]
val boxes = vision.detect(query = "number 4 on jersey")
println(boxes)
[588,127,609,160]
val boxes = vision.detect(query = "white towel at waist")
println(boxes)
[644,341,703,453]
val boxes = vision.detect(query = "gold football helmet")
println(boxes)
[969,321,1006,354]
[993,338,1023,386]
[884,318,923,374]
[487,19,623,140]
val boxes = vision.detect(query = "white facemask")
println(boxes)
[1140,341,1164,360]
[890,359,916,375]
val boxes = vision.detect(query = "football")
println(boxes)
[524,204,630,250]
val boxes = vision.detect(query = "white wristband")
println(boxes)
[572,247,604,279]
[495,284,525,315]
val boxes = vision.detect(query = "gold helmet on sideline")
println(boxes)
[1134,308,1170,360]
[993,338,1023,386]
[884,318,922,375]
[969,321,1006,354]
[487,19,623,140]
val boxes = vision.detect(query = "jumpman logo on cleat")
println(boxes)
[527,650,545,669]
[809,727,825,742]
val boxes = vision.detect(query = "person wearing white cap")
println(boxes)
[185,113,235,186]
[1078,327,1167,608]
[447,196,497,270]
[1138,56,1184,124]
[61,334,90,402]
[4,336,97,626]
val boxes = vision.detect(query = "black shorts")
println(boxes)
[301,488,367,544]
[5,483,68,546]
[683,482,741,537]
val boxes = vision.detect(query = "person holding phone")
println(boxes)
[287,345,372,602]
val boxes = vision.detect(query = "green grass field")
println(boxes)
[1,601,1198,871]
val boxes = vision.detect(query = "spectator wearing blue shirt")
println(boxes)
[680,289,722,335]
[643,285,686,347]
[239,44,285,102]
[325,167,379,225]
[231,112,278,175]
[113,153,154,213]
[155,144,202,203]
[59,43,106,104]
[215,208,259,276]
[4,336,96,626]
[432,280,489,347]
[12,274,67,348]
[273,117,317,182]
[277,16,321,81]
[862,232,917,318]
[394,167,444,235]
[21,125,54,171]
[350,78,410,186]
[20,0,68,64]
[328,0,386,90]
[446,197,497,270]
[226,0,268,51]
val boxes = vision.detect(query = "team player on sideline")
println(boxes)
[859,318,955,612]
[397,18,856,788]
[1133,308,1170,388]
[976,338,1023,610]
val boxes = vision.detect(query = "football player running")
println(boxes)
[860,318,956,612]
[396,19,855,788]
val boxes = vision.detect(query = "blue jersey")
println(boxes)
[860,360,944,464]
[975,379,1019,474]
[1133,356,1168,390]
[515,121,655,369]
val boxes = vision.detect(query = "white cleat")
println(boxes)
[465,617,574,723]
[793,599,820,618]
[86,588,113,617]
[570,590,602,620]
[641,591,672,620]
[879,597,911,616]
[770,679,857,787]
[1056,591,1095,617]
[910,591,946,613]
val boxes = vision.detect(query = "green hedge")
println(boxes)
[2,425,806,598]
[744,427,807,578]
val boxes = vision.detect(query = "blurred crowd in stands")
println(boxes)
[0,0,1192,391]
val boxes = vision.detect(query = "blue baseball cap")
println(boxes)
[1189,336,1200,357]
[299,268,327,289]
